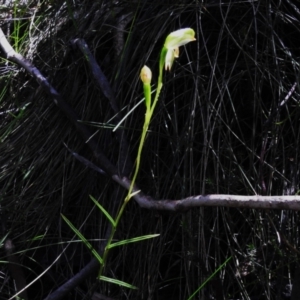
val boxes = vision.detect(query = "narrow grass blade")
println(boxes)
[61,214,103,264]
[90,195,116,227]
[107,234,160,249]
[99,275,138,290]
[187,256,232,300]
[31,234,46,241]
[0,233,9,247]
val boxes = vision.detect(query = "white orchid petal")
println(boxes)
[165,48,175,71]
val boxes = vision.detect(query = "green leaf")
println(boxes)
[187,256,232,300]
[99,275,138,290]
[0,232,9,247]
[107,234,160,249]
[61,214,103,264]
[31,234,46,241]
[90,195,116,227]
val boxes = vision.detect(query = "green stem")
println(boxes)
[99,46,167,277]
[151,47,167,113]
[125,112,151,201]
[99,200,127,276]
[125,47,167,202]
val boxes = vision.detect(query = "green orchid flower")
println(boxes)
[164,28,196,71]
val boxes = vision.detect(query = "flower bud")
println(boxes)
[140,65,152,84]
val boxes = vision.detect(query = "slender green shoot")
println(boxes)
[61,214,103,264]
[90,195,116,228]
[187,256,232,300]
[108,234,160,249]
[99,276,138,290]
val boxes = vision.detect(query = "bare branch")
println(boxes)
[114,177,300,211]
[133,194,300,211]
